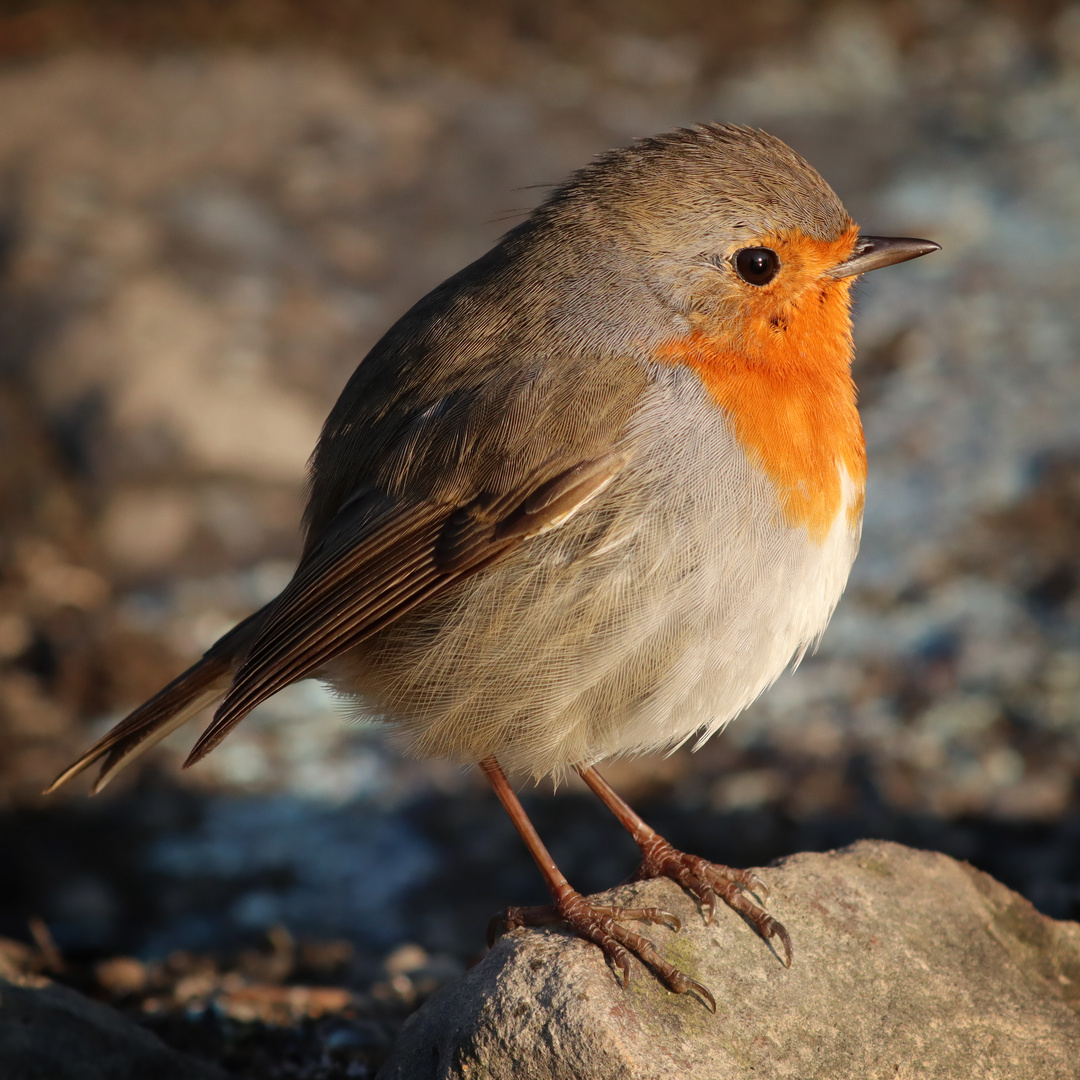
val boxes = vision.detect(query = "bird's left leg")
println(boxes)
[576,764,792,967]
[481,757,716,1008]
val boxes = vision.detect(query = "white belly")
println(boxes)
[332,367,863,779]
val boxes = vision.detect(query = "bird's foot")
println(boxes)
[488,893,715,1011]
[633,836,792,967]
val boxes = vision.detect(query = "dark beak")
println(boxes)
[828,235,941,279]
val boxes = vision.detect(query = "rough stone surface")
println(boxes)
[378,840,1080,1080]
[0,975,226,1080]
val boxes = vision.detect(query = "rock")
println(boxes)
[0,975,226,1080]
[378,840,1080,1080]
[99,486,199,574]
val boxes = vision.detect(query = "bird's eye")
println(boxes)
[732,247,780,286]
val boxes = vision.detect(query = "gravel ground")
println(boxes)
[0,3,1078,1075]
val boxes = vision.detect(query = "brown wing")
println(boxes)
[184,451,627,765]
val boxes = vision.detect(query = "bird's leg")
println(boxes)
[576,765,792,967]
[480,757,715,1010]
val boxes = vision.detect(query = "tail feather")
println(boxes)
[45,608,266,795]
[44,655,232,795]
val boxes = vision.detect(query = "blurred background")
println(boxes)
[0,0,1078,1071]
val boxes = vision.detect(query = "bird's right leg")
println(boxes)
[480,757,715,1010]
[576,764,792,967]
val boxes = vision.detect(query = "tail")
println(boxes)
[44,611,263,796]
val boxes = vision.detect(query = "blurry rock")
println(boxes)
[0,613,33,661]
[106,274,323,482]
[0,975,226,1079]
[12,53,439,499]
[0,940,38,982]
[99,487,198,574]
[709,766,783,811]
[0,671,70,736]
[990,769,1075,822]
[215,984,356,1025]
[15,540,108,611]
[94,956,149,997]
[297,937,354,977]
[318,221,386,278]
[170,187,286,267]
[237,924,295,984]
[384,942,428,978]
[379,841,1080,1080]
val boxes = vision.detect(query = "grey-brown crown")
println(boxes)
[534,123,853,245]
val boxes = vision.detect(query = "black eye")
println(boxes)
[732,247,780,286]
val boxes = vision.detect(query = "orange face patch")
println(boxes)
[657,226,867,541]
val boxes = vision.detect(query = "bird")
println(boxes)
[47,124,939,1010]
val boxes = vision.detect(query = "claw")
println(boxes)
[666,966,718,1012]
[747,873,771,904]
[699,887,716,927]
[773,920,793,968]
[633,838,792,969]
[655,909,681,933]
[687,976,717,1014]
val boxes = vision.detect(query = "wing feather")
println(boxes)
[186,451,627,765]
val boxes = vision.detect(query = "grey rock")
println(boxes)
[378,840,1080,1080]
[0,975,226,1080]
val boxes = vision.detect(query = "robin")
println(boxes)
[48,124,938,1010]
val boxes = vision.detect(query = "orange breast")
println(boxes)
[656,229,867,542]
